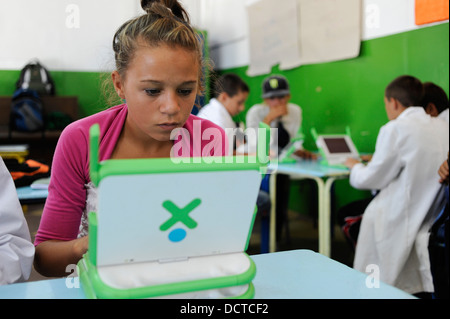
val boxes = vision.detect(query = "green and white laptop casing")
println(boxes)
[78,123,270,299]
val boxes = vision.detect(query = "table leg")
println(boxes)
[269,172,277,253]
[318,177,337,257]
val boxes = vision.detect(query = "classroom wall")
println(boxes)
[183,0,449,212]
[0,1,448,212]
[225,23,449,153]
[183,0,447,70]
[0,0,142,116]
[221,22,449,213]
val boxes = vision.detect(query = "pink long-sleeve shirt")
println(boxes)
[34,104,227,245]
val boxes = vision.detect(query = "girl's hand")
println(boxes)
[72,236,89,259]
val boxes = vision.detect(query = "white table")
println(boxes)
[268,160,350,256]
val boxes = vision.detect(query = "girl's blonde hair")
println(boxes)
[112,0,206,94]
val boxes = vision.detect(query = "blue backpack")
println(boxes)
[9,88,44,133]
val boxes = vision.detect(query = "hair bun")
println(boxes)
[140,0,158,11]
[141,0,189,22]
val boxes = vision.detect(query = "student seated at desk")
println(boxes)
[343,75,449,296]
[421,81,449,124]
[0,157,35,285]
[245,75,316,243]
[245,75,316,159]
[33,0,228,278]
[198,73,248,152]
[198,73,271,249]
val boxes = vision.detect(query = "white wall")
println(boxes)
[0,0,141,71]
[184,0,448,70]
[0,0,447,72]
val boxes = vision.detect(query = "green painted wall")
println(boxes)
[222,23,449,215]
[0,23,448,214]
[225,23,449,153]
[0,70,114,117]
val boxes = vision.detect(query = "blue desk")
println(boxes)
[268,160,350,256]
[16,186,48,205]
[0,250,414,299]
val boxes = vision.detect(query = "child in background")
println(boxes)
[198,73,272,252]
[421,82,449,124]
[245,75,315,159]
[198,73,249,153]
[33,0,227,277]
[0,157,35,285]
[245,75,316,244]
[344,75,449,296]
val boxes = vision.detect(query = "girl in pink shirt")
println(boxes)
[34,0,227,277]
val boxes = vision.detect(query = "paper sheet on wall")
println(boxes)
[246,0,362,76]
[297,0,361,66]
[246,0,301,76]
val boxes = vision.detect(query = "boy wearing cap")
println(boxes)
[245,75,301,155]
[245,75,315,159]
[245,75,315,244]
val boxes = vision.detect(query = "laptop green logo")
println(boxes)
[160,199,201,242]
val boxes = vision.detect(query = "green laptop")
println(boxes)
[78,123,270,299]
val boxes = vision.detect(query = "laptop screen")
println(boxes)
[322,137,352,154]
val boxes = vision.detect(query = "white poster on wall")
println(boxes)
[297,0,362,65]
[246,0,362,76]
[246,0,301,76]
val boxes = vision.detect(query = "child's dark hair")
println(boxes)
[385,75,424,107]
[213,74,249,98]
[422,82,449,114]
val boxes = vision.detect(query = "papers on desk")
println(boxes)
[30,177,50,190]
[0,144,29,152]
[0,144,29,163]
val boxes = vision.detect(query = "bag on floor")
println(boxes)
[10,88,44,132]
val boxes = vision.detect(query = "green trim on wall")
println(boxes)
[0,70,114,117]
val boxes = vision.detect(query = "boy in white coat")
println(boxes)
[0,157,35,285]
[345,75,449,295]
[197,73,249,153]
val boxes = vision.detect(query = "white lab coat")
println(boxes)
[350,107,449,294]
[197,98,236,130]
[197,98,244,153]
[0,157,35,285]
[438,108,449,124]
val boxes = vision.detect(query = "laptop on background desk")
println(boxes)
[312,127,360,168]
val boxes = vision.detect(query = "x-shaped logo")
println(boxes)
[160,199,201,231]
